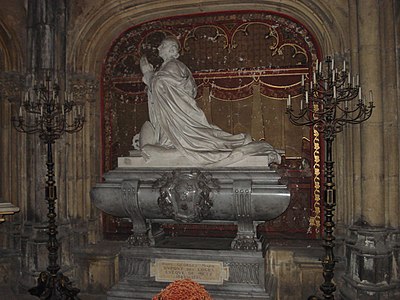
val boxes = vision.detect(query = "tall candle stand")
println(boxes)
[12,74,84,299]
[286,56,374,299]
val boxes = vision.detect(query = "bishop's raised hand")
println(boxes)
[140,55,154,74]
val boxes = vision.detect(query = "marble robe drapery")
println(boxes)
[141,58,278,166]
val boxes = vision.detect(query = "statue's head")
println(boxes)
[158,37,180,60]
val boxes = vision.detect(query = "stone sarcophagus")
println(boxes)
[91,155,291,250]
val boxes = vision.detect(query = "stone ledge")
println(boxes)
[119,150,280,168]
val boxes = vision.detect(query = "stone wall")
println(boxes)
[0,0,399,298]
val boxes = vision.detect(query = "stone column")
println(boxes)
[19,0,74,288]
[358,0,384,227]
[341,1,400,299]
[381,0,399,230]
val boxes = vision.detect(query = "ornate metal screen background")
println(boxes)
[102,11,322,238]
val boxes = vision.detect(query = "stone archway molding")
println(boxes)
[0,19,23,72]
[68,0,348,75]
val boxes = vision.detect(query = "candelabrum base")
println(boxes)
[28,271,80,300]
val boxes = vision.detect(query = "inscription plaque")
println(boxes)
[150,259,229,285]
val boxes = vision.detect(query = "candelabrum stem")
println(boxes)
[306,137,337,300]
[28,140,80,299]
[320,137,336,298]
[45,141,60,275]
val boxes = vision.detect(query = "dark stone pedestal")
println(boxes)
[107,237,276,300]
[340,224,400,299]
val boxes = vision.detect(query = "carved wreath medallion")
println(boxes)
[155,170,219,223]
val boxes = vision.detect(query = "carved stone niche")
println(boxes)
[90,156,290,251]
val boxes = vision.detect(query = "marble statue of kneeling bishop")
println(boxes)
[138,37,281,167]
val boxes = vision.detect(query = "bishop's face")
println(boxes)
[158,41,175,61]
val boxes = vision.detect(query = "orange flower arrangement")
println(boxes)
[153,279,212,300]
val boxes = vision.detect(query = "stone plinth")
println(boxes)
[73,241,121,295]
[340,224,400,299]
[107,243,276,300]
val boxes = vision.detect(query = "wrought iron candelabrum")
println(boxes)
[286,57,374,300]
[12,74,84,299]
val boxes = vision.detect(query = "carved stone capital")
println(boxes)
[231,234,259,251]
[0,72,24,104]
[69,73,99,103]
[127,233,151,247]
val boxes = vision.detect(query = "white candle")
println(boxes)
[343,60,346,72]
[319,62,322,73]
[287,94,291,107]
[358,87,362,100]
[356,74,359,86]
[313,72,317,85]
[333,86,337,99]
[305,91,309,103]
[332,70,336,82]
[331,58,335,70]
[301,74,304,86]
